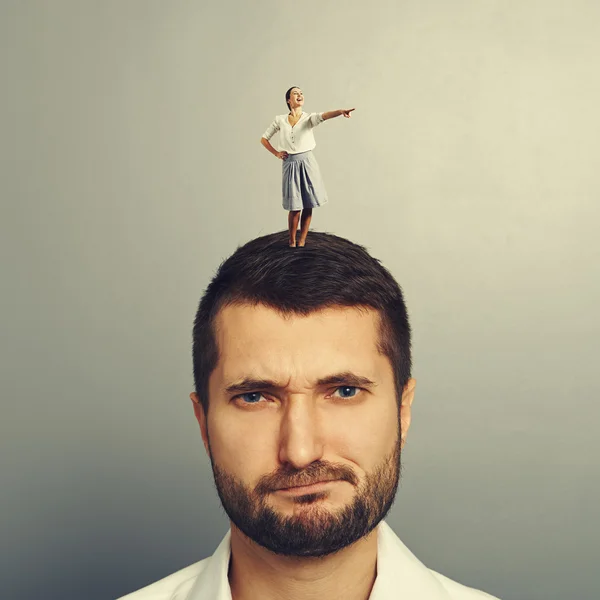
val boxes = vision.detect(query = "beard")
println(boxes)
[208,435,401,558]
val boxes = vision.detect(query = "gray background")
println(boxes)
[1,1,598,599]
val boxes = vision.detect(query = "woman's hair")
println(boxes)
[285,86,300,112]
[192,230,412,415]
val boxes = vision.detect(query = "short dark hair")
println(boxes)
[192,230,412,414]
[285,86,300,112]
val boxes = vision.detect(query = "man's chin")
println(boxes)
[269,494,342,515]
[268,501,346,530]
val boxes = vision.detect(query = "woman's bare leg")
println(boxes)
[288,210,301,246]
[297,208,313,246]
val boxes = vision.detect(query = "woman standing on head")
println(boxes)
[261,87,355,247]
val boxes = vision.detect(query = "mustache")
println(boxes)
[255,461,359,494]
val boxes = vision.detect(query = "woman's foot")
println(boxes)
[289,240,297,247]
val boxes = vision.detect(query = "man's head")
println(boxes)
[191,231,415,557]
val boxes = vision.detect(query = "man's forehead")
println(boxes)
[212,303,385,381]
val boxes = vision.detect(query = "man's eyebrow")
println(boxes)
[316,372,377,388]
[225,379,282,394]
[224,372,376,395]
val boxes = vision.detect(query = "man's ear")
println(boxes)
[400,378,416,449]
[190,392,210,455]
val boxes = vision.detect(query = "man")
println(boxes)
[120,231,500,600]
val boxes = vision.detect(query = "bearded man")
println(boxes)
[120,231,500,600]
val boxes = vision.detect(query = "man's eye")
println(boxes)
[239,392,264,404]
[333,386,360,399]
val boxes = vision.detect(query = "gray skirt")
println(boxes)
[282,150,328,211]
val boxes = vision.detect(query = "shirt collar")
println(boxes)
[185,521,451,600]
[184,529,232,600]
[370,521,451,599]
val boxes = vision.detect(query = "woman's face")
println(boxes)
[288,88,304,110]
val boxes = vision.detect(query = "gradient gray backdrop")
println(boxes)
[2,1,599,599]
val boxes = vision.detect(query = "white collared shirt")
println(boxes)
[117,521,501,599]
[262,111,325,154]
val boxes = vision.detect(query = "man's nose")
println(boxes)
[278,397,324,469]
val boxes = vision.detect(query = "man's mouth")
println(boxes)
[275,479,339,495]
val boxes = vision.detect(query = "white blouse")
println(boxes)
[262,111,325,154]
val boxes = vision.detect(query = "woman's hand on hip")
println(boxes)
[277,151,289,160]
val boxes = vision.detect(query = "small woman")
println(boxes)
[260,87,355,247]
